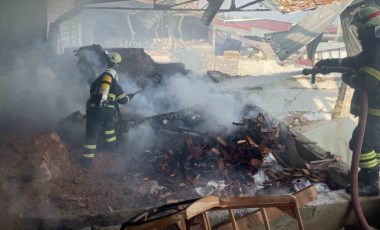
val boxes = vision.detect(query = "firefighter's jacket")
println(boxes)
[86,73,130,110]
[334,48,380,117]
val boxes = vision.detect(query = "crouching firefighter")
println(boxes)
[80,52,134,169]
[314,4,380,196]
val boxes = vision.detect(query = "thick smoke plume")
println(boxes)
[0,48,87,129]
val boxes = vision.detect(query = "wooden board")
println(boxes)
[216,185,317,230]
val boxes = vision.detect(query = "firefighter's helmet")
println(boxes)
[107,52,122,65]
[351,4,380,29]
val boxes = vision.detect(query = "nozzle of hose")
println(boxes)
[302,68,314,76]
[302,68,317,84]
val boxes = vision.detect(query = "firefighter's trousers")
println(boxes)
[83,107,117,158]
[349,115,380,169]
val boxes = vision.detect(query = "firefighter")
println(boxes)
[314,4,380,196]
[80,52,134,169]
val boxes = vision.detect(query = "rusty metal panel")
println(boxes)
[262,0,345,12]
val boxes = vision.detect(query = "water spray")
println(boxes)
[217,70,305,91]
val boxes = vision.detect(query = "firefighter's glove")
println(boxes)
[314,59,337,68]
[127,93,135,100]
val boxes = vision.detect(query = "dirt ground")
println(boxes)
[0,124,233,221]
[0,126,156,220]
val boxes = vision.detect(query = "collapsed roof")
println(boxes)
[48,0,367,61]
[265,0,354,61]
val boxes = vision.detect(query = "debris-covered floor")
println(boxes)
[0,104,341,222]
[0,45,348,228]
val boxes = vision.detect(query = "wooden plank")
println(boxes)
[216,136,229,147]
[291,206,305,230]
[261,208,271,230]
[227,209,238,230]
[211,147,221,155]
[216,185,317,230]
[122,212,186,230]
[193,212,212,230]
[186,196,220,219]
[176,219,186,230]
[295,185,318,207]
[237,140,247,145]
[246,135,259,148]
[219,195,297,209]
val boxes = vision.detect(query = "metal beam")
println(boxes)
[84,6,270,11]
[75,0,131,5]
[54,5,84,25]
[237,0,264,10]
[170,0,198,8]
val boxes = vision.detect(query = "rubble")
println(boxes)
[120,106,336,205]
[282,113,311,127]
[276,0,344,13]
[0,105,339,224]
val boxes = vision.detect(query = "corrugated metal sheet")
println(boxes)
[217,19,293,32]
[317,42,346,51]
[215,19,294,38]
[264,0,353,61]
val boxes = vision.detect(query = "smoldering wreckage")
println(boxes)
[0,44,345,229]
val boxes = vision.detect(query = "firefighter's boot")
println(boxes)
[79,156,93,170]
[345,167,379,196]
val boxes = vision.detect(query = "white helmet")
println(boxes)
[105,68,118,82]
[107,52,122,66]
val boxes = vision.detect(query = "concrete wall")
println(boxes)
[263,193,380,229]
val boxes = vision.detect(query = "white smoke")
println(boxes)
[0,48,87,127]
[121,73,267,133]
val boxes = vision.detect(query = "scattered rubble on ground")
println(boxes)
[0,105,341,221]
[282,113,311,127]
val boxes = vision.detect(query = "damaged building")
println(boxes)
[1,0,380,229]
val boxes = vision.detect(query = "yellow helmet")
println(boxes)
[107,52,122,65]
[351,4,380,29]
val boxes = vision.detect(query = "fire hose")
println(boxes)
[303,67,371,230]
